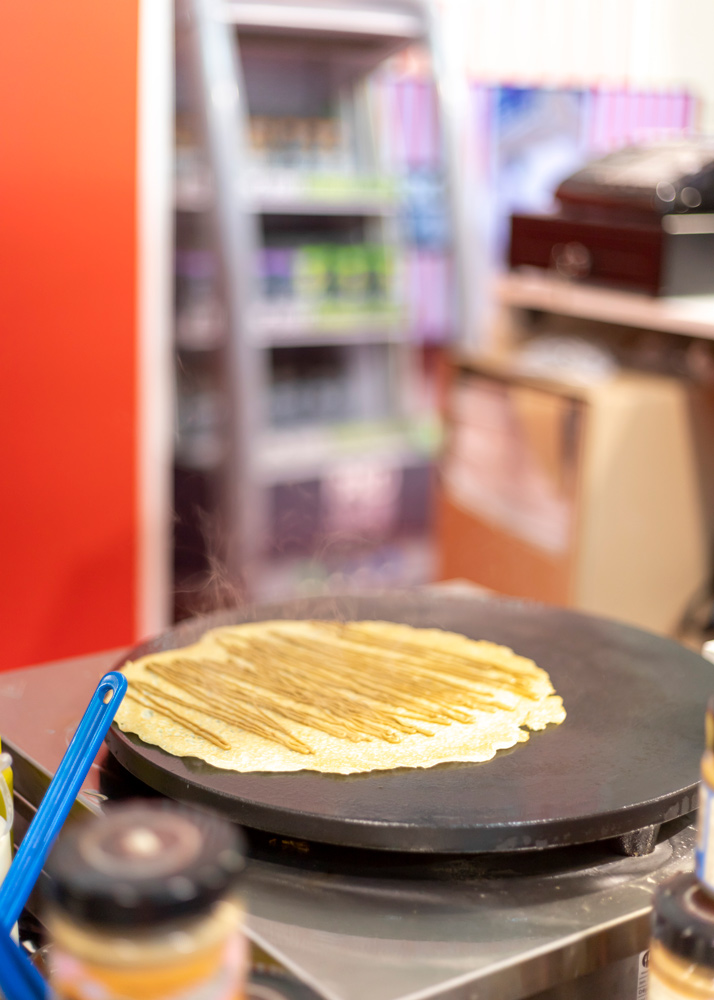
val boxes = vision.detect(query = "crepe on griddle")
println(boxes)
[115,619,566,774]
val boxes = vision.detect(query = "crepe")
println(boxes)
[115,619,566,774]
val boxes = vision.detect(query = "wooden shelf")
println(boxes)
[251,304,402,346]
[175,168,398,216]
[259,423,436,484]
[219,0,423,42]
[498,270,714,341]
[254,536,436,603]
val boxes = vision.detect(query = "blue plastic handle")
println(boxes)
[0,930,48,1000]
[0,670,127,934]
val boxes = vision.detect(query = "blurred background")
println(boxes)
[4,0,714,670]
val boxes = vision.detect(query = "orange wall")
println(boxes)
[0,2,140,669]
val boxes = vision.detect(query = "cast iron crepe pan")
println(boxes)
[105,592,710,853]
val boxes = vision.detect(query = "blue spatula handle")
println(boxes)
[0,930,48,1000]
[0,670,127,934]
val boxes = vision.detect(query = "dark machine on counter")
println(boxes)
[510,140,714,295]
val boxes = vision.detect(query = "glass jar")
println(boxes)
[43,800,247,1000]
[648,872,714,998]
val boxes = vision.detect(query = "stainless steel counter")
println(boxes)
[0,650,696,1000]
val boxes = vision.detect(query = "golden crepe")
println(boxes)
[115,619,566,775]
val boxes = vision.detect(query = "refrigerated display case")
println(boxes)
[171,0,467,612]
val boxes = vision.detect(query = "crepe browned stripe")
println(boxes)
[115,619,567,774]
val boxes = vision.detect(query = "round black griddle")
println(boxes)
[105,592,711,853]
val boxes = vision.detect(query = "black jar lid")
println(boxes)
[43,800,245,929]
[652,872,714,968]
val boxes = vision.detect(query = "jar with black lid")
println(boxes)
[42,800,247,1000]
[649,871,714,998]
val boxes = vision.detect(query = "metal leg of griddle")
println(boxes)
[612,823,661,856]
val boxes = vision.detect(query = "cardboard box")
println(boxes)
[437,356,714,635]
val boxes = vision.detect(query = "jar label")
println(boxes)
[648,966,701,999]
[697,781,714,891]
[51,931,249,1000]
[637,950,649,999]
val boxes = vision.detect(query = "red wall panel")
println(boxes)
[0,2,140,669]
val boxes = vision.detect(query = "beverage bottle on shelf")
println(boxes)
[314,118,341,172]
[248,116,269,166]
[43,800,247,1000]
